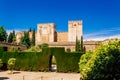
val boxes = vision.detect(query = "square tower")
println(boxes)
[68,20,82,42]
[36,23,56,44]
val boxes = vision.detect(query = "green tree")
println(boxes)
[8,58,16,74]
[8,32,13,43]
[79,39,120,80]
[0,26,7,42]
[0,59,3,70]
[29,27,32,32]
[75,36,84,52]
[31,28,35,46]
[12,30,16,42]
[21,31,31,48]
[80,36,84,52]
[7,30,16,43]
[75,36,80,52]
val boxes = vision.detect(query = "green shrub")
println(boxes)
[8,58,16,73]
[9,46,21,52]
[40,43,49,49]
[79,39,120,80]
[24,45,42,52]
[66,48,71,52]
[0,59,3,69]
[0,46,7,51]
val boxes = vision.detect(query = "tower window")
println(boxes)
[74,24,76,26]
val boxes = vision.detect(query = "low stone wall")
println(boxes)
[37,41,101,52]
[0,42,27,51]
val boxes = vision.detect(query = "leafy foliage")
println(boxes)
[9,46,21,52]
[21,31,31,48]
[24,45,42,52]
[0,47,83,72]
[79,39,120,80]
[0,26,7,42]
[40,43,49,49]
[8,58,16,73]
[8,32,14,43]
[0,46,8,51]
[31,28,35,46]
[75,36,84,52]
[0,59,3,69]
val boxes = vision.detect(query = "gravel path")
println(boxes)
[0,71,81,80]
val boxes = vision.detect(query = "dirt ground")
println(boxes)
[0,71,81,80]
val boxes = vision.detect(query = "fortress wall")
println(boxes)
[57,32,68,42]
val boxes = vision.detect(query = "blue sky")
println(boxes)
[0,0,120,40]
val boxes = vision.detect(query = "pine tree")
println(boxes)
[12,30,16,42]
[21,31,31,48]
[8,32,13,43]
[29,28,32,32]
[31,28,35,46]
[0,26,7,42]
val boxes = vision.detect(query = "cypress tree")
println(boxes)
[80,36,83,52]
[21,31,31,48]
[0,26,7,42]
[75,36,80,52]
[31,28,35,46]
[8,32,13,43]
[75,36,84,52]
[12,30,16,42]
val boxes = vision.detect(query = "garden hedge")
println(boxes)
[0,47,83,72]
[50,47,84,72]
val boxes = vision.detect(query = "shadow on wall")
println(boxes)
[0,77,9,80]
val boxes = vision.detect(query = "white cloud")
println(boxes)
[84,27,120,41]
[6,29,28,35]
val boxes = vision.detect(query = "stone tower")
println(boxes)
[36,23,56,44]
[68,20,82,42]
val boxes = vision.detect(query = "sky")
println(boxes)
[0,0,120,40]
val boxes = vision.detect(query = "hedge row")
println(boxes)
[0,47,83,72]
[0,49,51,71]
[50,48,84,72]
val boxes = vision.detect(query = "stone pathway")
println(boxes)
[0,71,81,80]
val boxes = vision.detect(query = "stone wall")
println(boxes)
[43,41,101,52]
[57,32,68,42]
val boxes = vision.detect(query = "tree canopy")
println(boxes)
[0,26,7,42]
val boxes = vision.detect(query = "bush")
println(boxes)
[9,46,21,52]
[79,39,120,80]
[8,58,16,73]
[40,43,49,49]
[24,45,42,52]
[0,46,7,51]
[0,59,3,69]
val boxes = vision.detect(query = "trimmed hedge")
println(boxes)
[51,47,83,72]
[0,48,51,71]
[0,47,83,72]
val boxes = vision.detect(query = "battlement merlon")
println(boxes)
[68,20,82,25]
[37,23,56,28]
